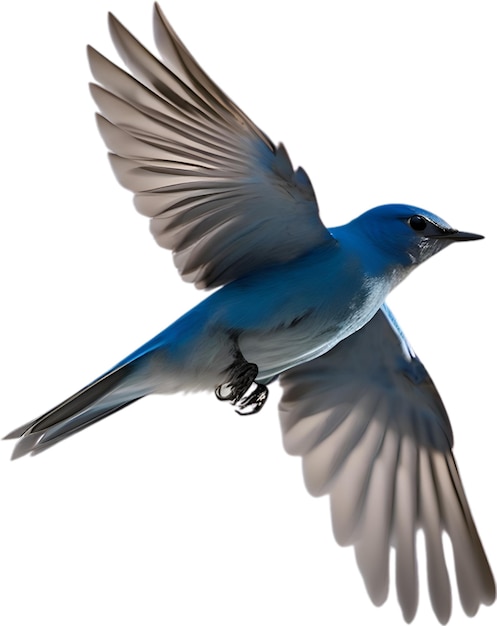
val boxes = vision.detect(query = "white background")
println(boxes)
[1,1,496,624]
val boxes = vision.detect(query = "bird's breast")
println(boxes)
[233,267,390,382]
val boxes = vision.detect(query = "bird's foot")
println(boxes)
[215,359,259,404]
[234,383,269,415]
[215,354,269,414]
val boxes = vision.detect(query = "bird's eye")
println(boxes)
[408,215,427,231]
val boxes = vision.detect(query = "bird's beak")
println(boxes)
[446,230,484,241]
[430,230,484,242]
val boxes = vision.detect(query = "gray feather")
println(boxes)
[279,304,495,621]
[88,5,333,290]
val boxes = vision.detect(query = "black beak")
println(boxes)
[444,230,484,242]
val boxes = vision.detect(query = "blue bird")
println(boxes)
[5,4,495,623]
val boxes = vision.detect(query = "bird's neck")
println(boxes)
[334,225,414,293]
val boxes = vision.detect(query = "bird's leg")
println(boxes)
[215,348,269,415]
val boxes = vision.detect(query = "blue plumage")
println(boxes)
[4,6,494,623]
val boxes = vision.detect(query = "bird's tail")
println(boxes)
[4,354,156,459]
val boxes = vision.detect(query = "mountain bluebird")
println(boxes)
[5,4,495,623]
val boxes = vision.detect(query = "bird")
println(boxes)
[4,3,495,623]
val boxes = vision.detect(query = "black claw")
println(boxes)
[235,384,269,415]
[215,349,269,414]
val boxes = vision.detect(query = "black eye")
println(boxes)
[408,215,427,231]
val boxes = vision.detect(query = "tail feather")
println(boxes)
[5,359,151,459]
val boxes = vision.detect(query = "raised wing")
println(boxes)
[279,304,495,622]
[88,4,333,289]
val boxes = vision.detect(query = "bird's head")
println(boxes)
[350,204,483,269]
